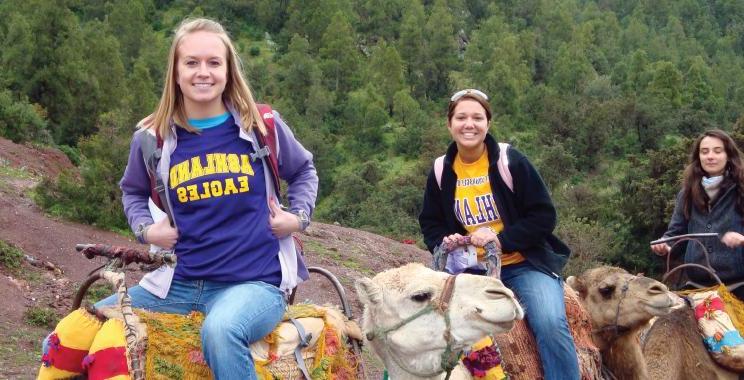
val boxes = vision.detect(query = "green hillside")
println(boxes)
[4,0,744,275]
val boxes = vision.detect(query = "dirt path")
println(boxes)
[0,137,430,379]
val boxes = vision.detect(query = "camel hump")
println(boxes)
[493,286,602,380]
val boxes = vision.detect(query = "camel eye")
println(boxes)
[411,292,432,303]
[598,285,615,298]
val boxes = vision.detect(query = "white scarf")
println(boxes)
[702,175,724,201]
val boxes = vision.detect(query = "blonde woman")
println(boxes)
[99,18,316,378]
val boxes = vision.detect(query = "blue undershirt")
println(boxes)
[188,112,230,130]
[168,115,281,285]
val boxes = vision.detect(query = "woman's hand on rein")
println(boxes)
[470,227,500,248]
[721,232,744,248]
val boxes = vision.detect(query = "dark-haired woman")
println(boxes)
[651,129,744,299]
[419,89,579,379]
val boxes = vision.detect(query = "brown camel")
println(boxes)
[567,266,737,380]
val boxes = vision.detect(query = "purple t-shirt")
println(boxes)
[168,116,281,285]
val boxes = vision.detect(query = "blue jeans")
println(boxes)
[44,280,286,380]
[502,262,580,380]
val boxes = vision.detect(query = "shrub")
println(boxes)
[0,240,23,272]
[0,90,49,144]
[58,145,82,166]
[24,306,58,328]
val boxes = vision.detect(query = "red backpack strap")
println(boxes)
[255,104,281,198]
[148,131,165,211]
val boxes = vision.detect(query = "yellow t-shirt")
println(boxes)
[452,150,524,266]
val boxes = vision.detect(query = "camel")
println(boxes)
[567,266,737,380]
[358,263,736,380]
[355,263,524,380]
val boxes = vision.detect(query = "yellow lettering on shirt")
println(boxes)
[238,175,249,192]
[227,154,241,173]
[190,157,204,179]
[204,154,216,175]
[223,177,239,195]
[452,151,524,266]
[177,187,187,202]
[214,154,228,173]
[210,180,223,196]
[170,166,179,188]
[241,155,254,176]
[198,182,211,199]
[186,184,199,201]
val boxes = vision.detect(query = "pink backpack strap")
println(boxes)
[497,143,513,192]
[434,143,513,192]
[434,155,445,189]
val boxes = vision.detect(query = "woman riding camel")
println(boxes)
[41,17,318,379]
[419,89,579,379]
[651,129,744,300]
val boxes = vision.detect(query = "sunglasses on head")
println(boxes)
[450,89,489,102]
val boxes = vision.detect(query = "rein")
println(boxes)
[368,274,461,379]
[594,277,634,340]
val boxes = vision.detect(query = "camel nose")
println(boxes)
[484,288,510,300]
[639,278,668,294]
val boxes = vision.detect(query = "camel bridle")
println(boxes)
[594,276,635,340]
[366,274,462,379]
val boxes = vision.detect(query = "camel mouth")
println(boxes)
[473,311,519,332]
[492,320,516,332]
[641,297,681,315]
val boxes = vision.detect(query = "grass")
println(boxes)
[0,158,34,180]
[303,240,373,275]
[83,283,112,305]
[23,307,58,329]
[0,322,47,376]
[0,240,24,273]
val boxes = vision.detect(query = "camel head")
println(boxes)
[355,263,523,379]
[566,266,683,348]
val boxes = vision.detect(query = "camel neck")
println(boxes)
[601,332,649,380]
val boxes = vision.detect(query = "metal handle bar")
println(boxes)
[649,233,719,246]
[649,233,722,288]
[289,266,367,380]
[76,243,177,267]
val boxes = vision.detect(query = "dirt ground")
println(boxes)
[0,137,430,379]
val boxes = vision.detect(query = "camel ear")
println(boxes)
[566,276,587,299]
[355,278,382,306]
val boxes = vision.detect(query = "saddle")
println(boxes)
[678,285,744,373]
[38,304,362,380]
[492,286,602,380]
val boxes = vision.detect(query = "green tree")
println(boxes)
[399,0,426,98]
[276,35,322,114]
[35,109,132,230]
[0,90,49,143]
[318,11,359,93]
[422,0,457,99]
[105,0,151,68]
[368,40,405,115]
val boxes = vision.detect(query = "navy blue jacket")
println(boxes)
[418,134,570,276]
[664,179,744,284]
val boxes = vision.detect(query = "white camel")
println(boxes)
[355,263,524,380]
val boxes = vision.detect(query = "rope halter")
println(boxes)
[367,274,462,379]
